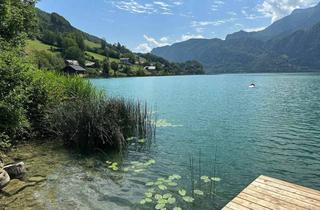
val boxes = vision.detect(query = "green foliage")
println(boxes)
[64,46,85,66]
[0,0,37,47]
[31,50,65,70]
[102,58,110,76]
[111,61,118,71]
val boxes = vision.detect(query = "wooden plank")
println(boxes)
[232,197,271,210]
[224,201,251,210]
[252,180,320,207]
[222,176,320,210]
[246,184,320,209]
[255,178,320,204]
[259,175,320,197]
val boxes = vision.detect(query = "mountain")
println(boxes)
[227,3,320,41]
[152,3,320,74]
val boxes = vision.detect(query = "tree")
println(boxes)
[0,0,37,47]
[41,31,57,45]
[102,58,109,77]
[101,38,107,50]
[75,33,85,51]
[110,61,118,76]
[64,46,85,66]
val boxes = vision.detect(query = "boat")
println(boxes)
[249,83,256,88]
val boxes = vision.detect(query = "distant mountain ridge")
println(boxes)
[152,2,320,74]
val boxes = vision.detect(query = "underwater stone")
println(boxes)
[0,169,10,189]
[1,179,36,196]
[3,162,26,179]
[28,176,46,183]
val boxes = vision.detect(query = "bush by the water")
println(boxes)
[0,50,152,152]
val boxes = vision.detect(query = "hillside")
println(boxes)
[29,8,204,77]
[152,2,320,74]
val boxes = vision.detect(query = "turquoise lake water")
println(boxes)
[91,73,320,209]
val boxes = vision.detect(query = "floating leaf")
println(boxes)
[211,177,221,182]
[194,189,204,196]
[168,197,176,204]
[167,182,178,187]
[145,192,153,198]
[201,176,211,183]
[134,169,144,173]
[155,203,166,210]
[163,193,172,199]
[123,167,129,172]
[106,161,112,164]
[158,185,167,190]
[145,198,152,203]
[138,139,146,144]
[178,189,186,196]
[171,174,181,180]
[173,207,182,210]
[145,182,154,186]
[182,196,194,203]
[140,199,146,205]
[127,137,136,141]
[155,194,162,200]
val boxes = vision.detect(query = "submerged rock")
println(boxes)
[0,169,10,188]
[28,176,46,183]
[1,179,36,196]
[4,162,26,179]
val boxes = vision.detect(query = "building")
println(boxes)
[85,61,96,68]
[120,58,131,65]
[144,66,156,70]
[63,65,86,75]
[65,60,80,66]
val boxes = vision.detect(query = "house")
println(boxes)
[144,66,156,70]
[120,58,131,65]
[85,61,96,68]
[63,65,86,75]
[65,60,80,66]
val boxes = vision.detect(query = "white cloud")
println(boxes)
[258,0,319,22]
[179,34,204,41]
[136,43,152,53]
[110,0,183,15]
[135,35,170,53]
[135,33,204,53]
[190,18,236,33]
[244,26,267,32]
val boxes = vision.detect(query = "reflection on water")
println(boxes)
[1,73,320,209]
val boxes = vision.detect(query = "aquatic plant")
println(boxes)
[155,119,183,128]
[106,159,156,173]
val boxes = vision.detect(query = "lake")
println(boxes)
[3,73,320,210]
[91,73,320,209]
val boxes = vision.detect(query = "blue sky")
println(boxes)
[37,0,319,53]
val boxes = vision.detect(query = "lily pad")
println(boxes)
[211,177,221,182]
[168,197,176,204]
[155,194,162,200]
[158,185,167,190]
[145,182,154,186]
[182,196,194,203]
[145,192,153,198]
[155,203,166,209]
[178,189,186,196]
[140,199,146,205]
[194,189,204,196]
[163,193,172,199]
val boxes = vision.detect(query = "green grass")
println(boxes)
[25,40,56,54]
[84,40,101,49]
[85,51,106,61]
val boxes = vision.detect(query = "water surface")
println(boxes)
[3,73,320,210]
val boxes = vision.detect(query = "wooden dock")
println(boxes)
[222,175,320,210]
